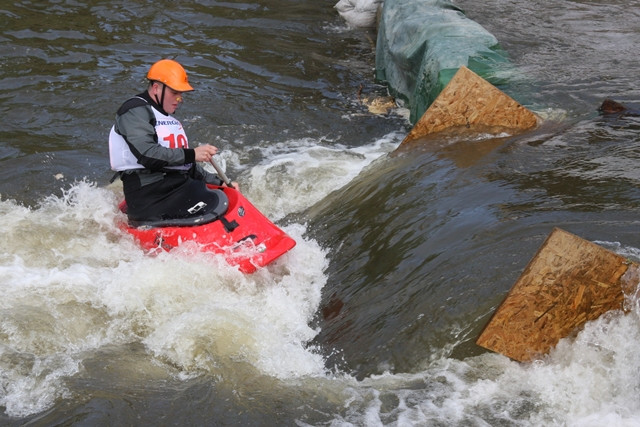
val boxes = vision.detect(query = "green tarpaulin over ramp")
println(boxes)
[375,0,513,124]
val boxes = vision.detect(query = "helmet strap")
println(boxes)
[160,84,167,109]
[152,82,167,111]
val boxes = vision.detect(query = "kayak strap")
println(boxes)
[109,171,122,183]
[220,216,239,232]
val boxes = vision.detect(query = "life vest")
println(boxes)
[109,97,191,172]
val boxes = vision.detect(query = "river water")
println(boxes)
[1,0,640,425]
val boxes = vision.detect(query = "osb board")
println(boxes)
[402,66,538,144]
[476,227,640,362]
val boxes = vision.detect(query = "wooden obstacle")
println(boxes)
[476,228,640,362]
[402,66,538,144]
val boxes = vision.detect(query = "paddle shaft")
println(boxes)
[210,157,234,187]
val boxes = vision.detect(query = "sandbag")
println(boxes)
[335,0,383,28]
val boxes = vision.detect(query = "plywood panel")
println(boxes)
[402,66,538,144]
[476,228,640,362]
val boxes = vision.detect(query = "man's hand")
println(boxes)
[194,144,218,162]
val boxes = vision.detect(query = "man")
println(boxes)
[109,59,237,223]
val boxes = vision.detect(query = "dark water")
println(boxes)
[2,0,640,425]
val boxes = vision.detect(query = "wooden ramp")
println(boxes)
[476,228,640,362]
[402,66,538,144]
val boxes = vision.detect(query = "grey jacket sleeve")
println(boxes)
[115,105,196,171]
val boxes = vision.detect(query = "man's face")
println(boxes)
[151,82,183,114]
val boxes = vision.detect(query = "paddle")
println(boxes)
[210,157,235,188]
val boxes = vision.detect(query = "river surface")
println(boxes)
[1,0,640,425]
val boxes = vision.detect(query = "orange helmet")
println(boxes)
[147,59,194,92]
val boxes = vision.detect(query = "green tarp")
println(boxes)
[375,0,512,124]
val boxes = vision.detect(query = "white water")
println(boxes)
[321,303,640,426]
[0,134,400,418]
[3,133,640,424]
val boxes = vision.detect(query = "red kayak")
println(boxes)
[118,185,296,273]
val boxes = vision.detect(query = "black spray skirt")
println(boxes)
[122,171,224,223]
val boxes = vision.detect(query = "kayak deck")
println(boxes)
[118,186,296,273]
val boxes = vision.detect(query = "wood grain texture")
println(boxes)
[402,66,538,144]
[476,228,639,362]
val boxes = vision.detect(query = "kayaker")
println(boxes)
[109,59,238,223]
